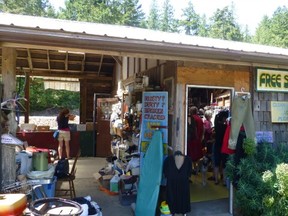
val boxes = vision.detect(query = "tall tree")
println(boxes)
[179,1,200,35]
[159,0,178,33]
[146,0,160,30]
[118,0,145,27]
[208,5,243,41]
[253,6,288,48]
[0,0,56,17]
[58,0,144,27]
[198,15,209,37]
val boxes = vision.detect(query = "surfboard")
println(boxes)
[135,130,163,216]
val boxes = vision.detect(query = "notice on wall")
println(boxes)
[139,91,168,154]
[271,101,288,123]
[256,68,288,92]
[256,131,273,143]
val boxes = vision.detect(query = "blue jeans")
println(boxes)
[228,95,255,150]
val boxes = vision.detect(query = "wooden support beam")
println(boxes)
[65,51,68,71]
[81,53,86,73]
[98,54,103,76]
[2,47,16,100]
[27,48,33,71]
[47,50,51,70]
[24,73,30,123]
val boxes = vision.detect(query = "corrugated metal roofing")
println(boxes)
[1,12,288,57]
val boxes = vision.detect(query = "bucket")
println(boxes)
[33,151,48,171]
[29,197,83,216]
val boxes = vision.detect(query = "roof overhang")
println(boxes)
[1,13,288,68]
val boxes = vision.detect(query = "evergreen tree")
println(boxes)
[253,6,288,48]
[0,0,56,17]
[146,0,160,30]
[58,0,144,27]
[179,1,200,35]
[208,5,243,41]
[118,0,145,27]
[159,0,178,33]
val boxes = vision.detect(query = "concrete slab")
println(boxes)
[70,157,232,216]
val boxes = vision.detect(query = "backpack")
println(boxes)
[54,159,69,178]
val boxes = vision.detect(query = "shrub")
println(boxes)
[226,141,288,216]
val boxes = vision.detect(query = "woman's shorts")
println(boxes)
[58,130,71,142]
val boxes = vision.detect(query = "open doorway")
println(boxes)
[185,85,233,203]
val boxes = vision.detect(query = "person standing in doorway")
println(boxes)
[187,106,204,173]
[56,108,75,159]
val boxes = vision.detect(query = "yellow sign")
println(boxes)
[271,101,288,123]
[257,68,288,92]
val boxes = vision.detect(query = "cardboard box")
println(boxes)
[86,122,94,131]
[36,125,50,131]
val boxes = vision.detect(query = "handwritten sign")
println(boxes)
[271,101,288,123]
[140,91,168,154]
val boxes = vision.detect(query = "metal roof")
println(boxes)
[0,12,288,67]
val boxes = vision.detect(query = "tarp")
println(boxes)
[135,130,163,215]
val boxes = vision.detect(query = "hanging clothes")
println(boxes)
[163,154,192,214]
[229,95,255,150]
[213,110,229,167]
[221,121,235,155]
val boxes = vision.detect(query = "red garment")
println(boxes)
[187,115,204,161]
[203,119,212,143]
[221,123,235,154]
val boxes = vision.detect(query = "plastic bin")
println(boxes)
[33,176,57,200]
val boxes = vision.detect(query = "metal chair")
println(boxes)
[55,150,81,199]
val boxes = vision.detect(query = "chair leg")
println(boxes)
[71,180,76,198]
[69,180,73,199]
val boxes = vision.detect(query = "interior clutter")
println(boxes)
[0,80,254,215]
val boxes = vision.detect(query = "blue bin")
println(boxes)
[33,176,57,200]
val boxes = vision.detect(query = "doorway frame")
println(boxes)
[185,84,234,155]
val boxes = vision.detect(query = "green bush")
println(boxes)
[226,141,288,216]
[17,77,79,112]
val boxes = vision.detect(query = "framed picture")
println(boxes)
[164,77,174,113]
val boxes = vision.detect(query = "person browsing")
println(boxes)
[56,108,75,159]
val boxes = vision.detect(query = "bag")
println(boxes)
[53,130,59,139]
[54,159,69,178]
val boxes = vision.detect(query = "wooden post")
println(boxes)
[24,73,30,123]
[1,145,16,185]
[2,47,17,100]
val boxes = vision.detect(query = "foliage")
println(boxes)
[58,0,145,27]
[145,0,160,30]
[226,142,288,216]
[17,77,79,112]
[159,0,178,33]
[243,137,257,156]
[207,5,243,41]
[179,0,200,35]
[0,0,56,17]
[253,6,288,48]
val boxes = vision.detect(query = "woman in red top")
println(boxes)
[187,106,204,171]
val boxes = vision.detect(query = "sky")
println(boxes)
[49,0,288,34]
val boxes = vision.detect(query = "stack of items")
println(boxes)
[17,146,58,199]
[96,153,140,206]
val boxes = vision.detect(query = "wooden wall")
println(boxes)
[174,62,251,153]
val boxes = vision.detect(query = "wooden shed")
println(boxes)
[1,12,288,156]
